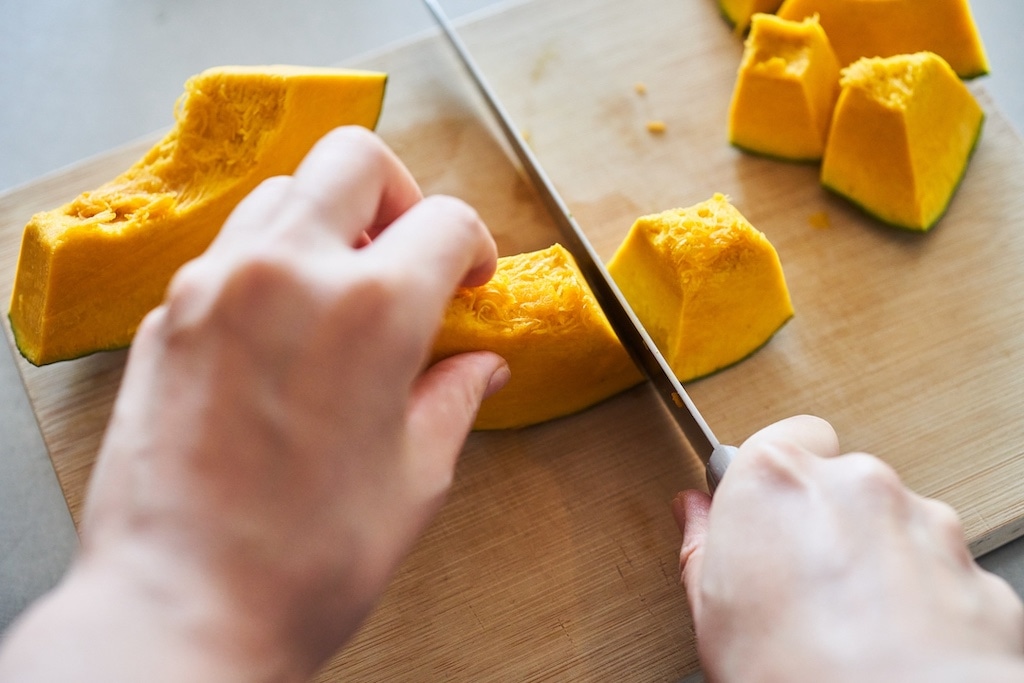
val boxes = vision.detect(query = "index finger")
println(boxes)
[713,415,841,498]
[368,193,497,300]
[740,414,841,461]
[291,126,424,244]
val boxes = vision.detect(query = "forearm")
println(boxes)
[0,554,303,683]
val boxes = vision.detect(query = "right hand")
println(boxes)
[674,415,1024,682]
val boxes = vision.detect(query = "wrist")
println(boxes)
[708,641,1024,683]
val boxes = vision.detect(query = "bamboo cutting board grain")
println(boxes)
[3,0,1024,679]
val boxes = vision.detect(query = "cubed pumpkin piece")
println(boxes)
[431,244,644,430]
[776,0,989,79]
[607,194,793,382]
[821,52,984,231]
[9,65,387,365]
[718,0,786,32]
[728,13,841,161]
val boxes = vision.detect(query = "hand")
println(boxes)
[0,126,509,682]
[674,415,1024,682]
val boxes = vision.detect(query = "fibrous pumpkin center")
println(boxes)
[59,73,289,242]
[842,53,925,110]
[166,74,286,203]
[648,201,764,282]
[748,32,812,78]
[448,245,595,335]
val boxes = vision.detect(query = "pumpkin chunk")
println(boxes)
[728,13,841,161]
[718,0,785,32]
[431,244,643,430]
[607,194,793,381]
[776,0,989,79]
[821,52,984,232]
[9,65,387,365]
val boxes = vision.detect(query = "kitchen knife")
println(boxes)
[422,0,737,491]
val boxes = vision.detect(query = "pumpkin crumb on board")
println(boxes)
[634,81,647,95]
[645,120,667,134]
[808,210,830,229]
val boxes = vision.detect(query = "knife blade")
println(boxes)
[422,0,736,491]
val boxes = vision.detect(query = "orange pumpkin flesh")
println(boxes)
[608,194,793,381]
[431,244,644,430]
[718,0,786,32]
[9,65,387,365]
[728,13,841,161]
[821,52,985,231]
[776,0,990,79]
[435,198,793,430]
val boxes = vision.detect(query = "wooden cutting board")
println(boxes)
[3,0,1024,679]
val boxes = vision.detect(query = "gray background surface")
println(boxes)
[2,0,1023,653]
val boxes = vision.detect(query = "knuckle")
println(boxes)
[919,497,972,561]
[979,570,1024,634]
[161,259,218,334]
[324,123,379,147]
[317,126,388,169]
[999,578,1024,628]
[420,194,483,232]
[329,268,415,345]
[339,265,403,312]
[834,452,921,520]
[164,248,308,344]
[217,176,294,242]
[842,452,904,494]
[926,498,966,537]
[222,253,298,305]
[741,440,811,488]
[165,258,209,306]
[250,174,293,199]
[132,302,171,348]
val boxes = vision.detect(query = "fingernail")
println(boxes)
[483,361,511,400]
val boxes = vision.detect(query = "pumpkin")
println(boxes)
[607,194,793,381]
[718,0,785,32]
[728,13,841,161]
[9,65,387,365]
[431,244,644,430]
[776,0,989,79]
[820,52,984,232]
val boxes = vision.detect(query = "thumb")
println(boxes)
[406,351,509,473]
[673,489,712,624]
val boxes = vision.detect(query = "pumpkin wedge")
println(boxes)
[821,52,984,231]
[9,65,387,365]
[728,13,841,161]
[431,244,644,430]
[430,242,638,430]
[718,0,785,32]
[776,0,989,79]
[608,194,793,381]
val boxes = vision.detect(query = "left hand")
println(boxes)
[0,126,509,683]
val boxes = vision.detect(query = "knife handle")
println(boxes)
[706,444,738,493]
